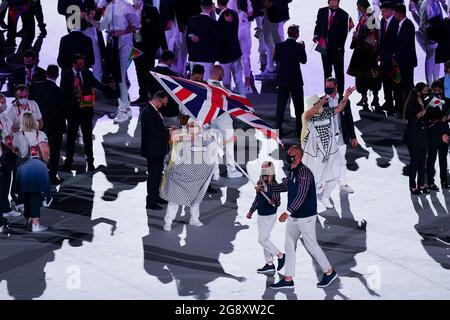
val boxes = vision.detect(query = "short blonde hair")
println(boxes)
[20,112,38,132]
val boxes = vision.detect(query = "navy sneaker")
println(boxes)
[277,254,285,271]
[269,278,294,289]
[257,263,275,274]
[317,270,338,288]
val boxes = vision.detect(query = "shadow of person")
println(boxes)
[410,194,450,269]
[0,173,116,299]
[142,181,248,299]
[97,119,147,201]
[354,110,409,170]
[261,274,298,300]
[312,191,380,299]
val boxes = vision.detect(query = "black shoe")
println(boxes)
[269,278,294,289]
[156,197,168,205]
[429,184,440,191]
[435,236,450,245]
[420,187,430,194]
[87,163,96,172]
[16,29,24,37]
[146,203,163,210]
[410,188,421,195]
[50,177,64,185]
[39,25,47,37]
[317,269,338,288]
[207,185,218,193]
[277,254,285,271]
[442,181,449,189]
[130,97,148,106]
[257,263,275,274]
[381,102,393,111]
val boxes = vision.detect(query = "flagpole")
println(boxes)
[210,136,275,206]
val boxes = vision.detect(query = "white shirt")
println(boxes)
[12,100,42,131]
[99,0,141,34]
[13,130,48,159]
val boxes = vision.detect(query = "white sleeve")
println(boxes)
[38,131,48,144]
[125,4,141,29]
[99,5,112,30]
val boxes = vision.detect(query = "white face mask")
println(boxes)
[133,0,143,8]
[18,98,29,106]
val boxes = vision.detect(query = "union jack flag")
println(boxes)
[150,72,281,144]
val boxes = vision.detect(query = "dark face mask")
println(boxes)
[325,87,336,95]
[25,63,34,69]
[434,93,443,98]
[286,154,296,164]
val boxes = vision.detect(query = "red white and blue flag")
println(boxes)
[150,72,281,144]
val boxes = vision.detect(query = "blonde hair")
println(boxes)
[20,112,38,132]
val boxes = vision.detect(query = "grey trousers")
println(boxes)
[284,215,332,277]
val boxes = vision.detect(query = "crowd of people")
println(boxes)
[0,0,450,292]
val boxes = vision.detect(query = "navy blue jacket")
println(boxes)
[269,163,317,218]
[249,187,280,216]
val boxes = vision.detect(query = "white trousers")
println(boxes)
[319,179,337,202]
[263,17,284,72]
[83,27,103,82]
[425,43,441,85]
[118,39,133,112]
[190,62,212,81]
[164,202,201,225]
[222,59,246,96]
[238,23,252,78]
[337,144,347,185]
[210,113,236,174]
[257,214,280,263]
[284,215,331,277]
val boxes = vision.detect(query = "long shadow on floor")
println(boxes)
[410,192,450,269]
[312,191,380,300]
[142,183,248,299]
[0,174,116,299]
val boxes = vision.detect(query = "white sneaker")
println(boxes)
[320,198,334,209]
[32,224,48,232]
[189,219,204,227]
[3,210,21,218]
[113,111,129,123]
[163,223,172,231]
[227,170,243,178]
[126,108,133,119]
[339,184,354,193]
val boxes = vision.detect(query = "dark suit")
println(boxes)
[217,8,241,64]
[314,7,349,96]
[339,99,356,144]
[266,0,291,23]
[60,68,109,166]
[186,14,221,63]
[158,0,176,31]
[8,65,46,94]
[379,16,399,108]
[428,17,450,64]
[150,65,179,117]
[394,18,417,113]
[140,103,169,205]
[134,2,167,99]
[274,38,307,137]
[175,0,201,32]
[29,79,68,179]
[57,0,97,31]
[57,31,95,72]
